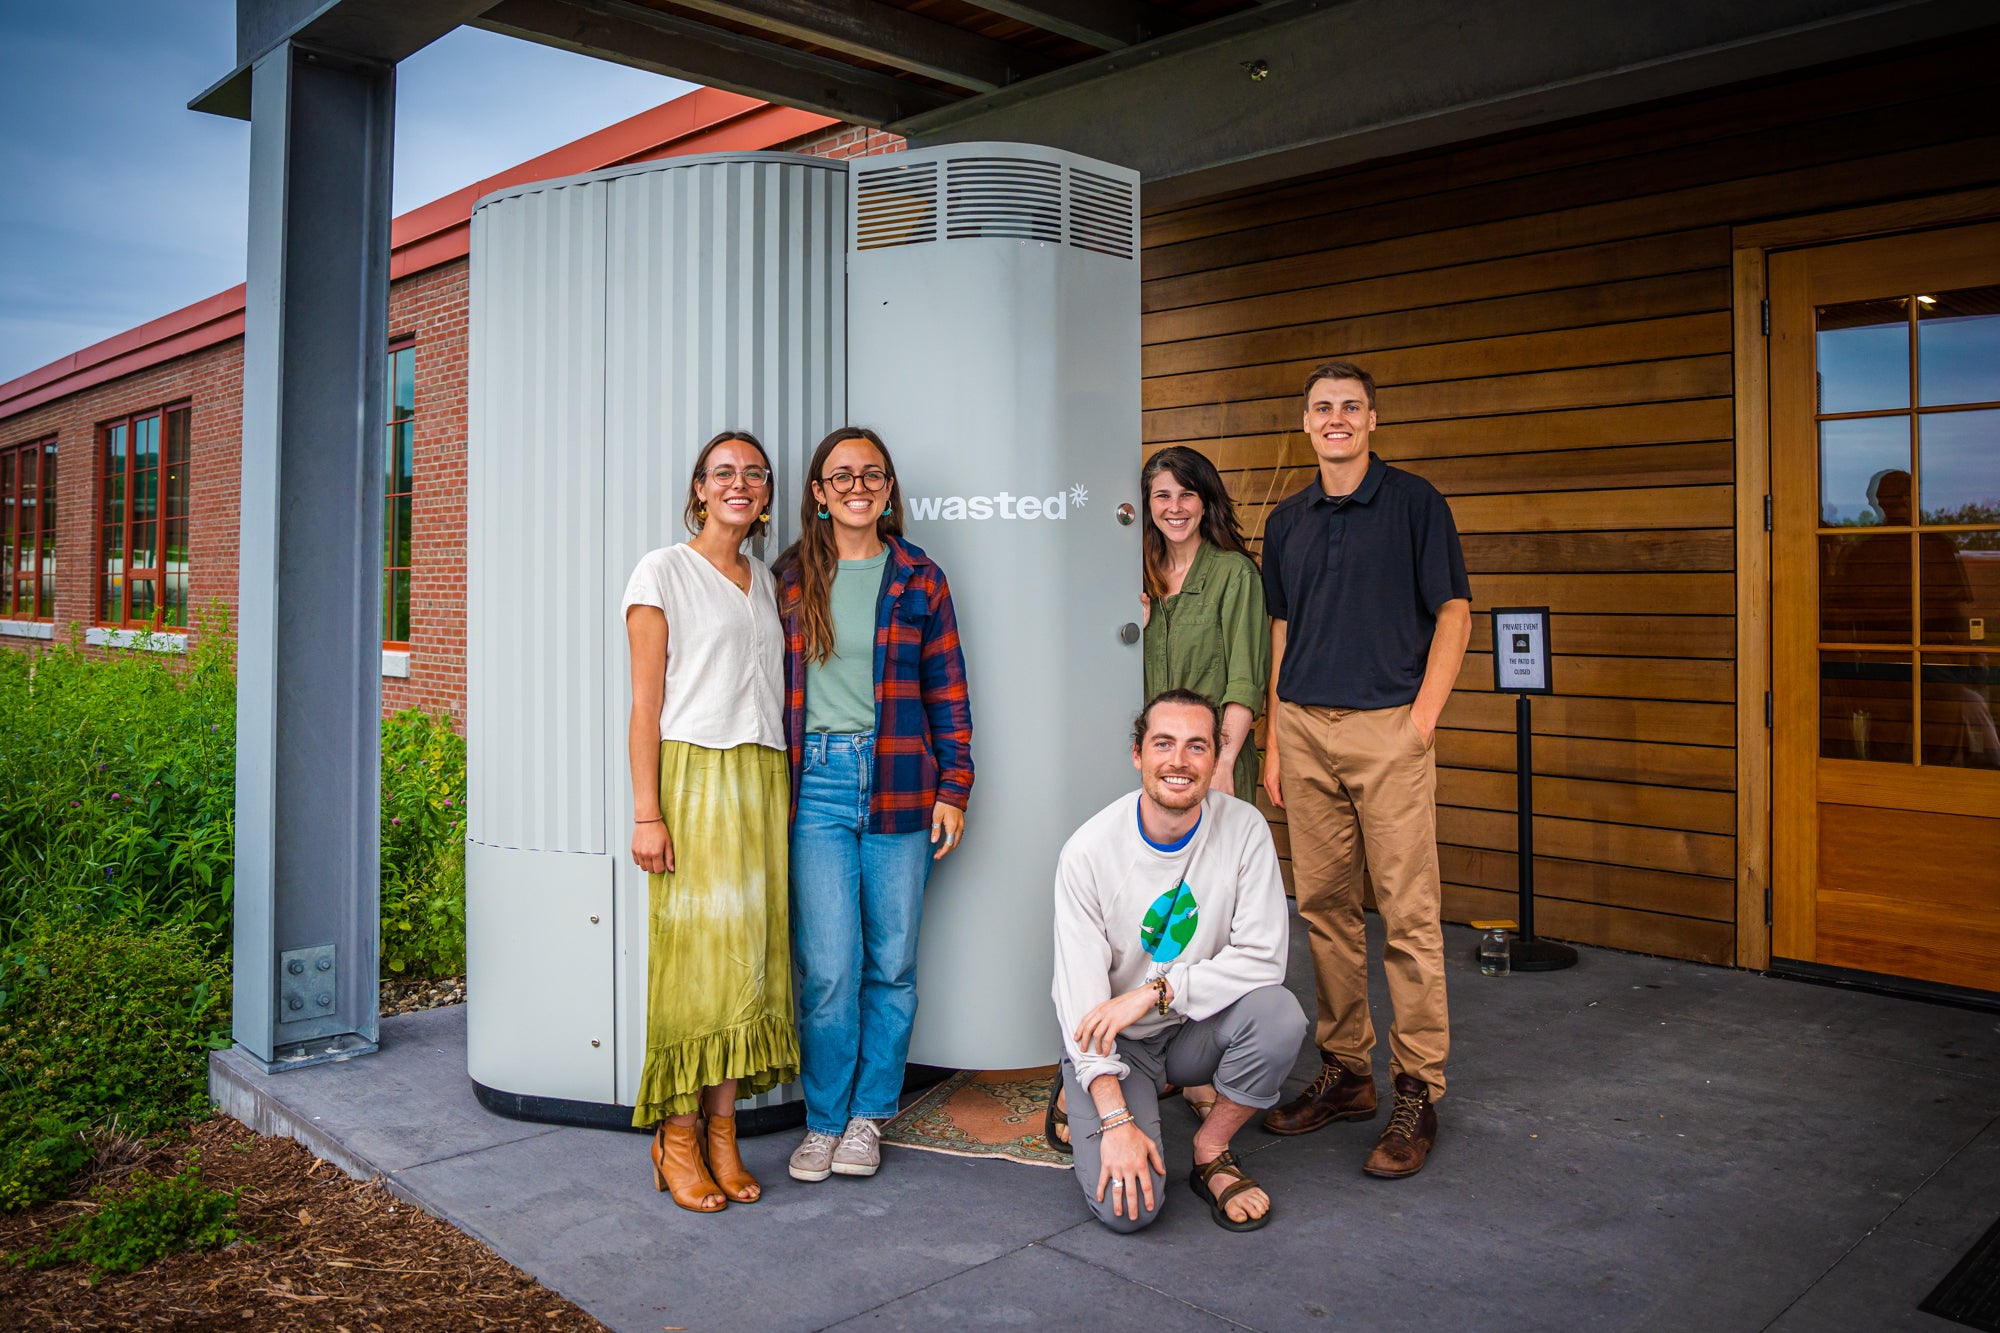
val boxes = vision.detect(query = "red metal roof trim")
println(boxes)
[0,90,835,424]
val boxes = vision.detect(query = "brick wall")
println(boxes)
[780,124,907,160]
[0,339,243,657]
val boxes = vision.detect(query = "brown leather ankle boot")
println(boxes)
[1262,1057,1377,1135]
[705,1114,761,1203]
[652,1121,726,1212]
[1363,1073,1438,1178]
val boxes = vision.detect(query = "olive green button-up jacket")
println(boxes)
[1142,541,1271,798]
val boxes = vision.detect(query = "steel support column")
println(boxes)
[233,41,394,1071]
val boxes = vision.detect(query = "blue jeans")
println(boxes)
[791,732,935,1135]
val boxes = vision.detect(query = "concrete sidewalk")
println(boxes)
[211,919,2000,1332]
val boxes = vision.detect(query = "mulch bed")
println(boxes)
[0,1114,607,1332]
[377,974,466,1017]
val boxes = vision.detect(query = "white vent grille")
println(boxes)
[852,152,1137,261]
[855,161,938,250]
[1067,167,1136,260]
[945,157,1063,243]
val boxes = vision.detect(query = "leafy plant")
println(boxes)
[0,917,230,1209]
[9,1154,244,1278]
[0,614,236,955]
[380,709,469,977]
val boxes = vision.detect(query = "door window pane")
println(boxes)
[1917,409,2000,524]
[1820,417,1910,525]
[1918,528,1999,646]
[1917,285,2000,408]
[128,577,154,624]
[1820,652,1913,762]
[1920,654,2000,769]
[1821,531,1912,643]
[390,346,415,421]
[1818,298,1910,414]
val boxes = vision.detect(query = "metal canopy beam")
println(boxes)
[670,0,1052,94]
[193,0,489,119]
[475,0,955,126]
[972,0,1189,51]
[234,40,393,1071]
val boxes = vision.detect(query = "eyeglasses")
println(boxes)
[702,466,770,487]
[823,468,890,494]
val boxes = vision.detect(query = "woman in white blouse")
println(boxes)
[621,431,799,1213]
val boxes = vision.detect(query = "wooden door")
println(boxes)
[1770,220,2000,996]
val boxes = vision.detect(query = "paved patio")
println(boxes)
[211,917,2000,1332]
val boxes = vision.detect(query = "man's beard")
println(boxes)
[1145,769,1206,812]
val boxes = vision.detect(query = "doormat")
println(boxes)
[1921,1213,2000,1331]
[881,1067,1071,1169]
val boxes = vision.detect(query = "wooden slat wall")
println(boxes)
[1139,33,2000,965]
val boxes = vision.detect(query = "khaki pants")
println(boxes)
[1276,701,1449,1100]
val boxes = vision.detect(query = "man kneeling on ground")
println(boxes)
[1052,688,1308,1232]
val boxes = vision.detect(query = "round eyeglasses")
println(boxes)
[823,468,890,494]
[701,466,770,487]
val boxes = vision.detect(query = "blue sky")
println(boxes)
[0,3,692,384]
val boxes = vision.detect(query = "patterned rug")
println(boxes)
[881,1066,1071,1169]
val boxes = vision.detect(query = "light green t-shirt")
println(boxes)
[805,549,887,734]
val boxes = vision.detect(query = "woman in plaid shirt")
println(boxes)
[773,427,974,1185]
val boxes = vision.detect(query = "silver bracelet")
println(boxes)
[1088,1107,1135,1139]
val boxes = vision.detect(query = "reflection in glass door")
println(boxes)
[1816,287,2000,771]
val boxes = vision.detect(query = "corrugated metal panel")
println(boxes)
[467,180,609,854]
[601,155,845,1107]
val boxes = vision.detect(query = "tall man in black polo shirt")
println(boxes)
[1258,360,1471,1178]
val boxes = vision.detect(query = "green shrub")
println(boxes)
[0,1114,93,1214]
[0,917,230,1209]
[9,1154,244,1279]
[0,622,235,955]
[380,709,469,977]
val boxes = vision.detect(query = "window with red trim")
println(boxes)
[99,404,191,629]
[2,436,58,620]
[384,342,415,645]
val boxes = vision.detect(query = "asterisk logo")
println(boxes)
[1068,484,1089,509]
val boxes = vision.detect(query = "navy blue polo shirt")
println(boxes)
[1262,454,1471,710]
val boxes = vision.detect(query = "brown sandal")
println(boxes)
[1189,1148,1271,1232]
[652,1121,726,1212]
[705,1114,761,1203]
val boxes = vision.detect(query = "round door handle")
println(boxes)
[1119,622,1140,645]
[1116,503,1136,526]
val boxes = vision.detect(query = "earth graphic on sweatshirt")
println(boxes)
[1140,881,1200,963]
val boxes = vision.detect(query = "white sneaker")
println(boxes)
[789,1130,839,1182]
[830,1117,882,1177]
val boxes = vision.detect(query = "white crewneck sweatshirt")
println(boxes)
[1051,789,1289,1090]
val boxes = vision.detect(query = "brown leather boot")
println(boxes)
[1363,1073,1438,1178]
[705,1114,761,1203]
[1261,1056,1377,1135]
[651,1121,726,1212]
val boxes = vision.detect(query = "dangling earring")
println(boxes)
[758,511,770,525]
[817,507,829,519]
[883,503,893,517]
[697,503,708,520]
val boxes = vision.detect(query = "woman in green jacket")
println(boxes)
[1140,446,1270,800]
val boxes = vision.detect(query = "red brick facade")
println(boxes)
[0,99,899,729]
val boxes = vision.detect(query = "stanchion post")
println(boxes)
[1488,606,1576,973]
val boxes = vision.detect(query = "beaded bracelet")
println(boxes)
[1150,975,1172,1016]
[1088,1107,1136,1139]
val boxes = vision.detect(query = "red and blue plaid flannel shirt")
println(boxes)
[778,536,974,834]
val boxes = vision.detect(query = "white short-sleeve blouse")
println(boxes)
[620,543,785,752]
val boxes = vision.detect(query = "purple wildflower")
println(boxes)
[443,798,453,808]
[110,792,123,801]
[392,817,402,826]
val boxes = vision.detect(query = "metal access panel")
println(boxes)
[848,143,1144,1070]
[465,842,615,1103]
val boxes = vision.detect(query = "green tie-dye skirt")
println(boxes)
[631,739,800,1126]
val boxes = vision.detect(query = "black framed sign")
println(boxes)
[1491,606,1553,694]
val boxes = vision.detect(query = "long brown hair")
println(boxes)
[1140,446,1252,602]
[684,429,774,554]
[779,427,906,666]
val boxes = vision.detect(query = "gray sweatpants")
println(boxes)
[1062,984,1307,1233]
